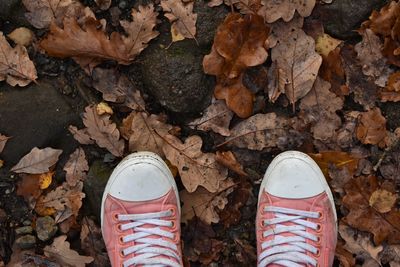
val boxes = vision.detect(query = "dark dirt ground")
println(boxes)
[1,0,400,266]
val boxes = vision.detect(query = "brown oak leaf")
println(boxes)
[258,0,316,23]
[215,151,247,177]
[68,125,94,145]
[63,148,89,187]
[356,107,388,148]
[163,135,228,193]
[82,105,125,157]
[44,235,93,267]
[0,134,10,154]
[161,0,197,42]
[369,189,398,214]
[0,32,37,87]
[208,0,262,15]
[342,175,400,245]
[11,147,62,174]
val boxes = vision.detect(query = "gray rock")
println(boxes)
[36,216,57,241]
[15,226,33,235]
[314,0,390,39]
[84,161,113,220]
[15,235,36,249]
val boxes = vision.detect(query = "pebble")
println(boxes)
[15,235,36,249]
[118,1,127,9]
[15,226,33,235]
[36,216,58,241]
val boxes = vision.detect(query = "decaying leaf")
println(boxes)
[82,105,125,157]
[0,32,37,87]
[188,99,233,136]
[161,0,197,42]
[44,235,93,267]
[369,189,397,213]
[64,148,89,187]
[356,107,388,148]
[11,147,62,174]
[0,134,10,154]
[163,135,228,193]
[80,217,110,266]
[7,27,34,47]
[17,171,54,203]
[181,178,235,224]
[215,151,247,177]
[68,125,94,145]
[269,28,322,107]
[40,4,159,68]
[342,175,400,245]
[258,0,316,23]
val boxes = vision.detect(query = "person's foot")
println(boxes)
[256,151,337,267]
[101,152,182,267]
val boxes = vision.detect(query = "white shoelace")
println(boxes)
[258,206,321,267]
[117,210,181,267]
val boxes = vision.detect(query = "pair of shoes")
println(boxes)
[101,151,337,267]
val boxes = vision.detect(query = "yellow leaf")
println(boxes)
[316,33,342,57]
[171,26,185,42]
[369,189,397,213]
[96,102,113,115]
[7,27,34,47]
[39,171,54,189]
[309,151,359,178]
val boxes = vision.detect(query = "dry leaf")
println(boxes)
[315,33,342,57]
[0,134,10,154]
[266,13,304,48]
[122,111,173,156]
[343,175,400,245]
[161,0,197,42]
[215,151,247,177]
[44,235,93,267]
[80,217,110,266]
[92,68,145,110]
[64,148,89,187]
[7,27,34,46]
[94,0,111,10]
[0,32,37,87]
[258,0,316,23]
[381,71,400,102]
[309,151,360,178]
[369,189,397,213]
[181,178,234,224]
[163,135,228,193]
[11,147,62,174]
[188,98,233,136]
[68,125,94,145]
[269,28,322,106]
[96,102,113,116]
[356,107,388,148]
[17,171,54,202]
[208,0,262,14]
[82,105,125,157]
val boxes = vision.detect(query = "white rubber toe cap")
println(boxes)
[261,151,330,199]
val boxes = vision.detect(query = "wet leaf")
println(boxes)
[63,148,89,187]
[11,147,62,174]
[258,0,316,23]
[356,107,388,148]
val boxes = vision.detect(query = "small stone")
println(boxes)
[15,235,36,249]
[15,226,33,235]
[36,216,57,241]
[23,220,31,226]
[118,0,127,9]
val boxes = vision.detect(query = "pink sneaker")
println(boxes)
[256,151,337,267]
[101,152,182,267]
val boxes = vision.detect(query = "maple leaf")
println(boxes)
[269,28,321,108]
[11,147,62,174]
[92,68,145,111]
[181,178,234,224]
[381,71,400,102]
[163,135,228,193]
[82,105,125,157]
[215,151,247,177]
[0,32,37,87]
[40,4,159,68]
[342,175,400,245]
[188,98,233,136]
[63,148,89,187]
[257,0,316,23]
[356,107,388,148]
[161,0,197,42]
[44,235,93,267]
[0,134,10,154]
[121,111,174,157]
[68,125,94,145]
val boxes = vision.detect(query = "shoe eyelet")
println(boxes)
[116,223,123,232]
[118,236,125,245]
[119,250,125,258]
[113,213,119,221]
[169,208,176,216]
[318,211,323,220]
[315,249,321,257]
[316,223,322,232]
[316,236,321,244]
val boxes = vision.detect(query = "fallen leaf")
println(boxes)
[96,102,113,116]
[80,217,110,266]
[68,125,95,145]
[161,0,197,42]
[122,111,173,156]
[82,105,125,157]
[369,189,398,213]
[11,147,62,174]
[315,33,342,57]
[181,178,234,224]
[17,171,54,202]
[309,151,360,178]
[0,134,10,153]
[381,71,400,102]
[269,28,322,107]
[266,13,304,48]
[366,1,400,37]
[188,98,233,136]
[63,148,89,187]
[258,0,316,23]
[234,237,257,264]
[215,151,247,177]
[163,135,228,193]
[342,175,400,245]
[335,239,356,267]
[0,32,37,87]
[208,0,262,14]
[92,68,145,110]
[7,27,34,46]
[44,235,93,267]
[379,150,400,182]
[356,107,388,148]
[94,0,111,10]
